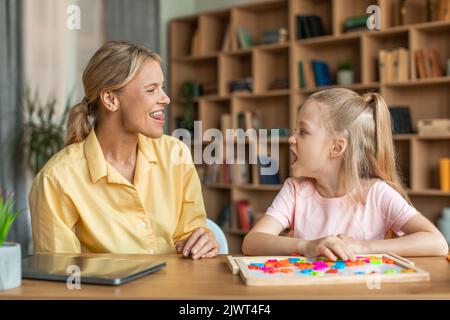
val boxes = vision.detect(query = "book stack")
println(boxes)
[439,158,450,192]
[298,60,332,89]
[235,200,255,231]
[229,77,253,92]
[389,106,413,134]
[414,48,444,79]
[257,155,281,185]
[378,48,410,83]
[343,15,369,33]
[296,15,325,40]
[268,78,289,90]
[260,28,287,45]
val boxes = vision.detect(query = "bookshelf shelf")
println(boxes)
[170,0,450,253]
[235,184,283,191]
[297,82,380,95]
[382,76,450,87]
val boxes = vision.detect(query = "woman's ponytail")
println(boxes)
[66,97,93,146]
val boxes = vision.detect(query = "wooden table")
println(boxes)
[0,254,449,299]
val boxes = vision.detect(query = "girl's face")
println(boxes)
[288,100,334,178]
[116,59,170,138]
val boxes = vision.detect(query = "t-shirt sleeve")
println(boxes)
[375,182,418,235]
[266,178,296,229]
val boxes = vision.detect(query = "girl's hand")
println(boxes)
[304,235,357,261]
[175,227,220,259]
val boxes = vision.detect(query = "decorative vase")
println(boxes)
[337,70,354,86]
[0,243,22,291]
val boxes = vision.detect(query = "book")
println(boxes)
[414,49,427,79]
[298,61,306,89]
[439,158,450,192]
[397,48,410,81]
[257,155,281,185]
[425,48,443,77]
[221,24,232,51]
[312,60,332,86]
[235,200,254,231]
[389,106,413,134]
[439,0,450,21]
[234,164,251,185]
[344,15,369,32]
[385,51,394,82]
[236,27,253,49]
[217,203,232,229]
[190,29,201,55]
[303,60,316,89]
[378,50,388,83]
[220,114,232,137]
[296,15,325,39]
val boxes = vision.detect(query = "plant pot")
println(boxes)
[0,243,22,291]
[337,70,354,86]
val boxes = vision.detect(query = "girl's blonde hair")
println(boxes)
[307,88,409,203]
[66,40,161,146]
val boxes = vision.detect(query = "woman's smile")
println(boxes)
[149,109,165,125]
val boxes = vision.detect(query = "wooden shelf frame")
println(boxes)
[170,0,450,253]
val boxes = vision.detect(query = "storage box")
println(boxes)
[417,119,450,137]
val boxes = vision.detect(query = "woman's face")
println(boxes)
[288,100,334,178]
[116,59,170,138]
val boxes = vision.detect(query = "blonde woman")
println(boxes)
[243,88,448,259]
[29,41,219,259]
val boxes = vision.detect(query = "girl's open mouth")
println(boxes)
[290,149,298,167]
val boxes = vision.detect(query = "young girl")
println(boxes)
[243,88,448,260]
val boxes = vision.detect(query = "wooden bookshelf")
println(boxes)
[170,0,450,253]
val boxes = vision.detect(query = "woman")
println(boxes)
[29,41,219,259]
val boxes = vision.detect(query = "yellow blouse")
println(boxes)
[29,129,207,254]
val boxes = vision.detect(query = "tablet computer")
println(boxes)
[22,254,166,286]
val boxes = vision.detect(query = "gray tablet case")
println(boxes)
[22,254,166,286]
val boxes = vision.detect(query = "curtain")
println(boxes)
[105,0,160,52]
[0,0,32,256]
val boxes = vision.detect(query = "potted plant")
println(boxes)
[337,59,354,86]
[21,88,72,175]
[0,191,24,291]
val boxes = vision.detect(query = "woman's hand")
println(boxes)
[304,235,364,261]
[175,227,220,259]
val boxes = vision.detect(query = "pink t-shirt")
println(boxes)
[266,178,418,240]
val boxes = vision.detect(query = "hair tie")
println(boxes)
[363,93,374,104]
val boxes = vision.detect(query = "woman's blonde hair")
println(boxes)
[66,40,161,146]
[306,88,409,203]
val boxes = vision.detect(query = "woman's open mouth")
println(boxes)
[149,109,165,124]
